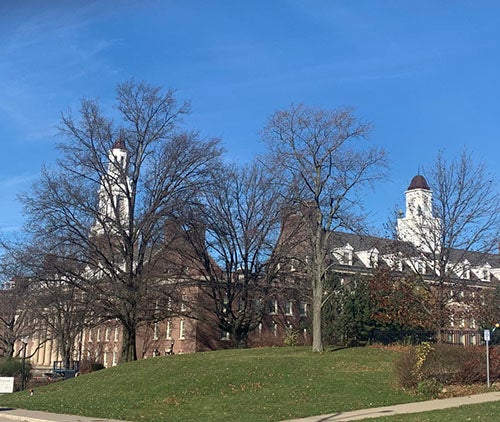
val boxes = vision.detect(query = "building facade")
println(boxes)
[9,160,499,370]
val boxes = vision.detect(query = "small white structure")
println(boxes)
[397,175,441,253]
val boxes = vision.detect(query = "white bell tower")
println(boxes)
[397,175,440,253]
[93,139,131,235]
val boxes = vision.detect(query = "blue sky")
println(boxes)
[1,1,500,236]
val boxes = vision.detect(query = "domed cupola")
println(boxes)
[407,174,430,191]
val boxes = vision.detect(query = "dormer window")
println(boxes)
[333,243,353,266]
[482,269,490,282]
[463,263,471,280]
[416,259,426,275]
[481,263,492,282]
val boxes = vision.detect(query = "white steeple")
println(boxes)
[397,175,441,253]
[92,139,131,235]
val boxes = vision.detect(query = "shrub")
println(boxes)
[91,362,105,372]
[0,357,32,391]
[283,327,300,346]
[0,357,31,378]
[394,347,419,389]
[395,343,500,391]
[417,379,443,398]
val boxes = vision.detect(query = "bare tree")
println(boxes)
[0,244,45,358]
[19,81,221,363]
[0,279,32,358]
[262,104,387,351]
[179,161,285,348]
[396,150,500,341]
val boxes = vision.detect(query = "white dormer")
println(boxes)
[382,253,404,271]
[333,243,354,266]
[472,262,492,282]
[459,259,471,280]
[356,248,379,268]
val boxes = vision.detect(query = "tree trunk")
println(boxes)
[234,329,248,349]
[312,276,324,352]
[120,324,137,363]
[5,340,15,358]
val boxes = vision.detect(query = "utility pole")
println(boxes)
[485,322,500,388]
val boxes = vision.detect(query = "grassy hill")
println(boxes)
[0,346,426,422]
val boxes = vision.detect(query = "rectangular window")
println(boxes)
[153,322,159,340]
[179,319,185,340]
[166,320,172,340]
[112,351,118,366]
[268,299,278,315]
[105,328,110,342]
[114,327,119,342]
[96,328,101,342]
[285,300,293,316]
[88,329,93,342]
[103,352,108,367]
[483,269,490,282]
[299,302,307,317]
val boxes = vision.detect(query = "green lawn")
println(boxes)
[0,346,427,422]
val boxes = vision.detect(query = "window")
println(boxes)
[463,265,471,279]
[112,351,118,366]
[221,330,230,341]
[166,320,172,340]
[416,260,425,274]
[285,300,293,316]
[272,322,278,337]
[299,302,308,317]
[105,328,110,342]
[114,327,119,342]
[268,299,278,315]
[342,251,351,265]
[179,319,185,340]
[88,329,93,342]
[96,328,101,342]
[153,322,159,340]
[180,295,187,312]
[482,269,490,282]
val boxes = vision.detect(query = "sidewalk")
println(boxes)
[283,391,500,421]
[0,407,127,422]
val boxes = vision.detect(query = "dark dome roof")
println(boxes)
[112,138,127,151]
[408,175,430,190]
